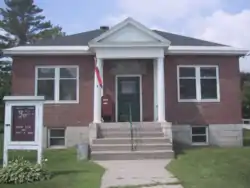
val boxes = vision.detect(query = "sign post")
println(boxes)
[3,96,45,167]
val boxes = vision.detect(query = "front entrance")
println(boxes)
[116,75,141,122]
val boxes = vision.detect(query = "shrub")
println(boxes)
[0,157,51,184]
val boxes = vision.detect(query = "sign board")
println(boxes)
[3,96,45,167]
[12,106,36,142]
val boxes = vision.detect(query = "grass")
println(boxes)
[168,147,250,188]
[0,134,105,188]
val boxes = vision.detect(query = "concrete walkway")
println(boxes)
[95,160,183,188]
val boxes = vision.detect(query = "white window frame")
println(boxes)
[177,65,220,102]
[35,65,79,104]
[48,128,66,148]
[191,126,209,146]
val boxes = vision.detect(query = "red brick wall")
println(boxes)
[12,56,95,127]
[11,55,242,126]
[165,55,242,125]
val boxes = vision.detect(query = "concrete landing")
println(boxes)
[95,160,183,188]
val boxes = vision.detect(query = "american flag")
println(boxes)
[94,57,103,88]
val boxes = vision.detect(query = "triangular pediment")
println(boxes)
[89,17,171,47]
[100,24,159,43]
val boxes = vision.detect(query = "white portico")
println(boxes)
[88,18,170,123]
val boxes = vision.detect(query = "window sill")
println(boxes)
[44,100,79,104]
[48,145,67,149]
[192,142,209,146]
[178,99,220,103]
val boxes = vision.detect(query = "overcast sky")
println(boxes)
[1,0,250,72]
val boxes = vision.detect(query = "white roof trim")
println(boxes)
[89,17,171,46]
[3,46,91,55]
[168,46,249,55]
[3,45,248,56]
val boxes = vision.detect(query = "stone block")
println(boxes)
[209,124,243,147]
[172,125,192,146]
[66,126,89,147]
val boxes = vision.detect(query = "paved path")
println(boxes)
[95,160,183,188]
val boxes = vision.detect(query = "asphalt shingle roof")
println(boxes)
[27,29,226,46]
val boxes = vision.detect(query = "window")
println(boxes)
[121,81,137,94]
[36,66,78,103]
[48,129,65,147]
[179,67,196,100]
[178,66,219,102]
[243,119,250,124]
[191,126,208,145]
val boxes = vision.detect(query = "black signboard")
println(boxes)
[11,106,35,142]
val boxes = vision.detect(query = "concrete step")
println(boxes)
[98,122,172,132]
[91,150,174,160]
[91,143,172,151]
[100,127,163,133]
[92,137,170,145]
[100,131,163,138]
[98,122,162,129]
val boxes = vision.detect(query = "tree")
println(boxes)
[0,29,14,110]
[241,72,250,118]
[0,0,65,105]
[242,85,250,119]
[0,29,15,48]
[0,28,16,70]
[0,29,14,122]
[0,0,65,45]
[241,72,250,88]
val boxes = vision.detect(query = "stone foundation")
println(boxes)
[43,127,48,148]
[43,124,243,148]
[172,125,192,146]
[209,124,243,147]
[43,126,89,148]
[66,126,89,147]
[172,124,243,147]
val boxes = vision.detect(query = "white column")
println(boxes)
[93,58,103,123]
[153,59,158,121]
[157,57,166,122]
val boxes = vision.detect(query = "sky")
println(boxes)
[0,0,250,72]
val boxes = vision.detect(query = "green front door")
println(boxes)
[117,76,141,122]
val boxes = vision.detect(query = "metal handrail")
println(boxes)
[128,103,134,151]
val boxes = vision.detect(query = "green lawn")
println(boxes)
[0,134,105,188]
[168,147,250,188]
